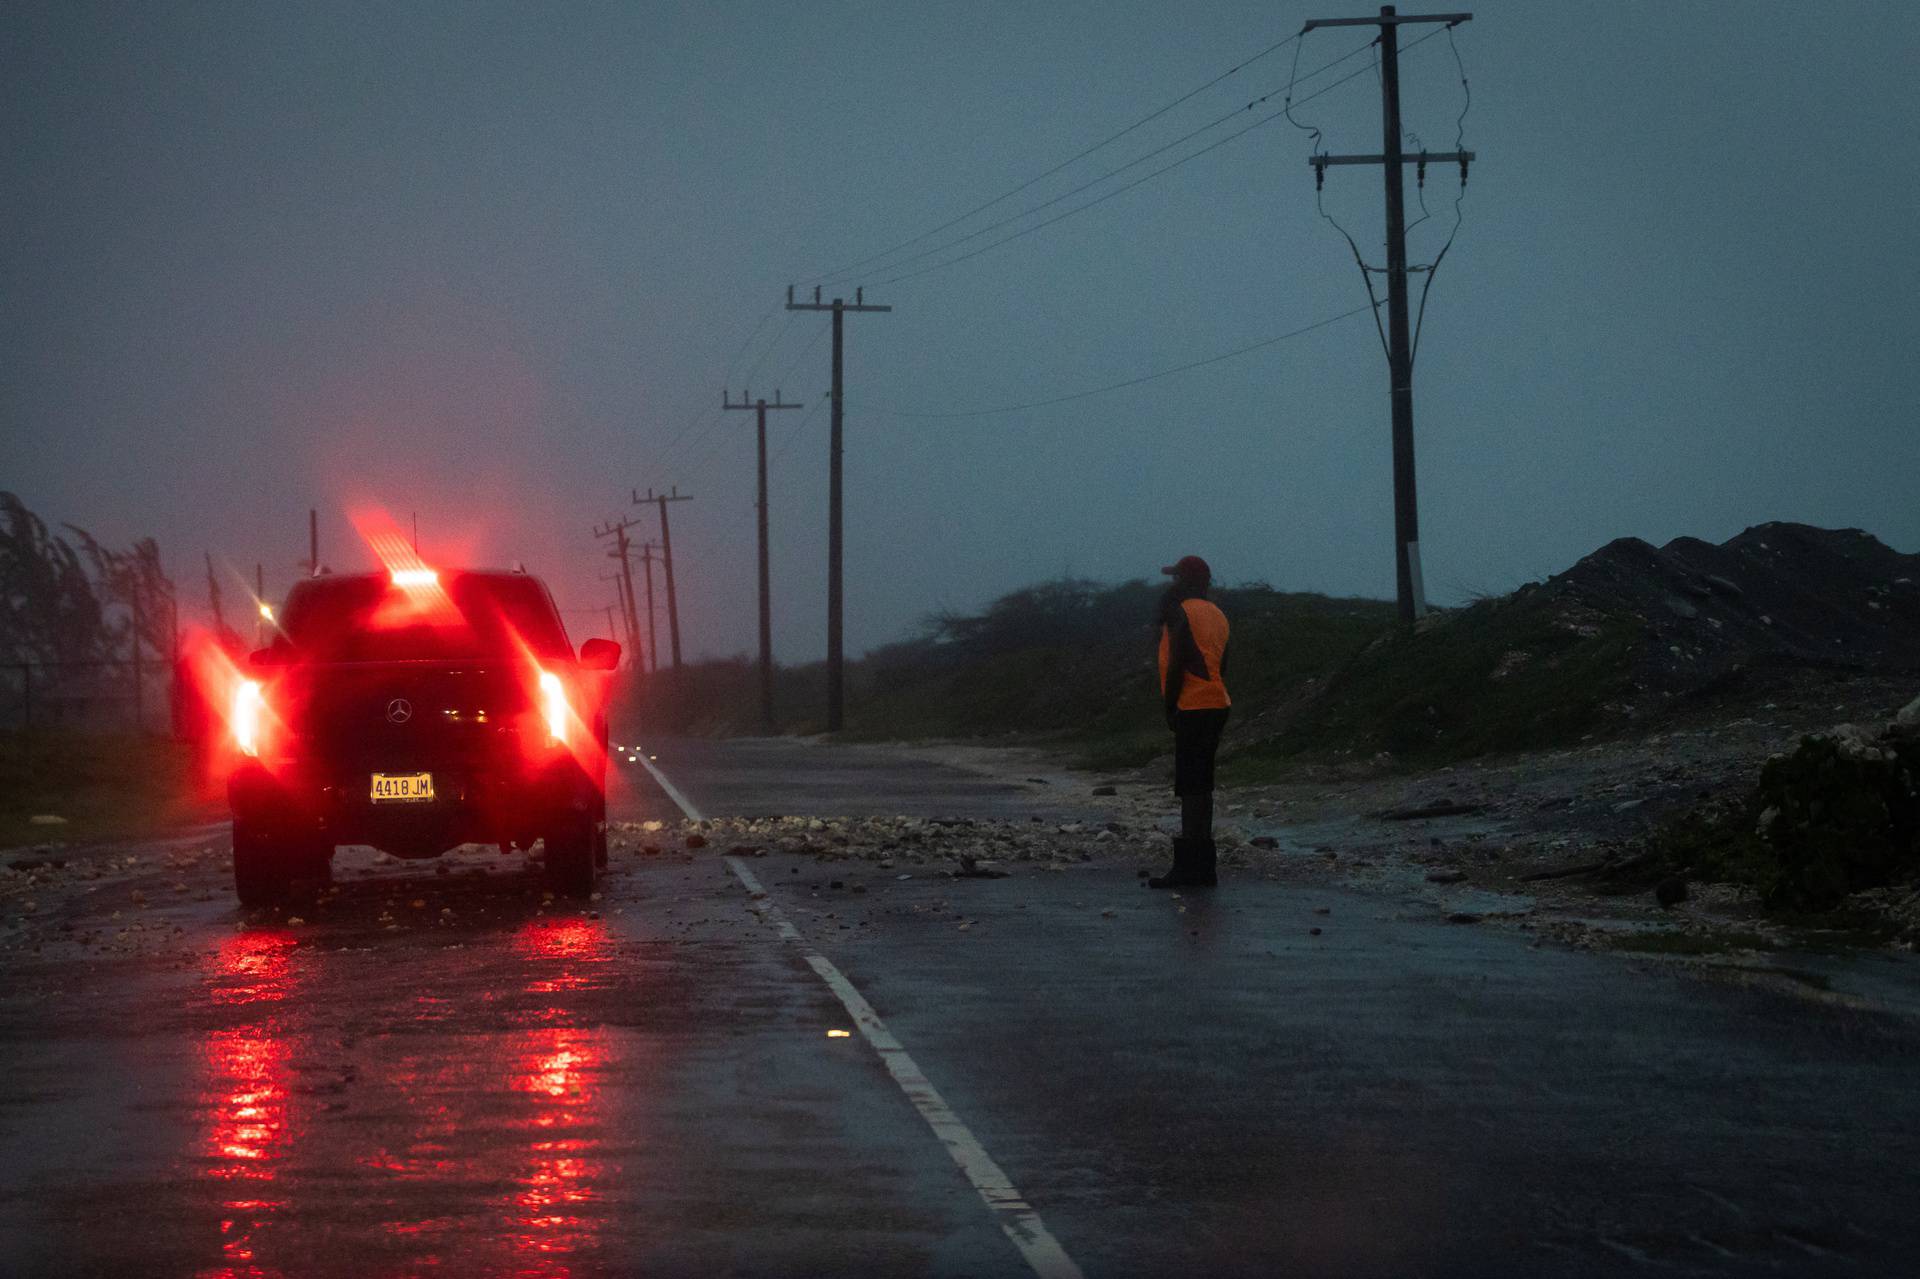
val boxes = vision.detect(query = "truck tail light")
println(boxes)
[538,670,569,745]
[233,680,264,756]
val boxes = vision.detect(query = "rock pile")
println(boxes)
[610,814,1163,868]
[1751,697,1920,910]
[1541,522,1920,693]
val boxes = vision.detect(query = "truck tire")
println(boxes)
[545,819,597,899]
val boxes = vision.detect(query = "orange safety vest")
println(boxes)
[1158,598,1231,710]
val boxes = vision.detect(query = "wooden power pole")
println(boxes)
[784,285,890,731]
[631,487,693,671]
[598,569,637,663]
[592,517,647,671]
[723,388,804,731]
[1302,5,1473,624]
[639,543,661,676]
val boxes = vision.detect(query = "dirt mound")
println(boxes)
[1263,522,1920,765]
[1540,522,1920,692]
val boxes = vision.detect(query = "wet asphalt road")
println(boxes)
[2,737,1919,1277]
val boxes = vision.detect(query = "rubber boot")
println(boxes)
[1188,837,1218,887]
[1146,837,1194,889]
[1181,793,1214,842]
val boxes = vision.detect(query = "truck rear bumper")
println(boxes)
[230,755,600,857]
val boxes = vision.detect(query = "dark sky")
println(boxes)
[6,1,1917,661]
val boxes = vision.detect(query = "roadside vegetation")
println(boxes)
[631,523,1920,935]
[0,731,222,846]
[629,575,1645,773]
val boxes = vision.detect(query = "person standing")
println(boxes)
[1149,555,1230,889]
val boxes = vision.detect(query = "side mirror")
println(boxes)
[579,637,621,671]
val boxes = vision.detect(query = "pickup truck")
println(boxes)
[227,567,620,906]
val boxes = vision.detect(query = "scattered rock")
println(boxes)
[1091,785,1117,796]
[28,815,67,826]
[1379,802,1485,822]
[685,834,708,849]
[1250,836,1279,850]
[1309,927,1323,936]
[1425,869,1469,884]
[1655,876,1689,907]
[1445,911,1483,925]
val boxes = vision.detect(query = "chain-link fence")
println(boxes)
[4,658,181,734]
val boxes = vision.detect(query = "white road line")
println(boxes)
[728,856,1085,1279]
[633,747,706,821]
[638,749,1083,1279]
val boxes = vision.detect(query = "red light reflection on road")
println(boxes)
[210,930,296,1006]
[195,918,628,1274]
[517,918,608,995]
[505,1027,609,1272]
[201,931,299,1276]
[504,917,614,1272]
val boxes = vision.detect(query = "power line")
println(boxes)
[871,301,1380,420]
[678,320,831,483]
[798,28,1309,290]
[870,38,1412,290]
[723,310,777,385]
[652,312,808,477]
[836,39,1377,293]
[1410,21,1473,367]
[772,394,829,463]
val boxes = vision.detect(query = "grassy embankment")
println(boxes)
[633,578,1646,777]
[0,732,224,847]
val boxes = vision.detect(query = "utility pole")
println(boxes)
[631,487,693,671]
[784,284,891,730]
[638,543,660,677]
[308,508,319,577]
[1302,5,1472,624]
[205,553,227,637]
[599,569,637,662]
[255,562,267,648]
[592,517,647,672]
[723,388,804,730]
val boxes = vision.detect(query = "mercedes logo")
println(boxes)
[386,698,413,725]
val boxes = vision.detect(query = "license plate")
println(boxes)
[370,772,435,803]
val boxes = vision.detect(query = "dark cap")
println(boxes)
[1160,555,1211,582]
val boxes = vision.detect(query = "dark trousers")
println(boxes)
[1172,707,1229,840]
